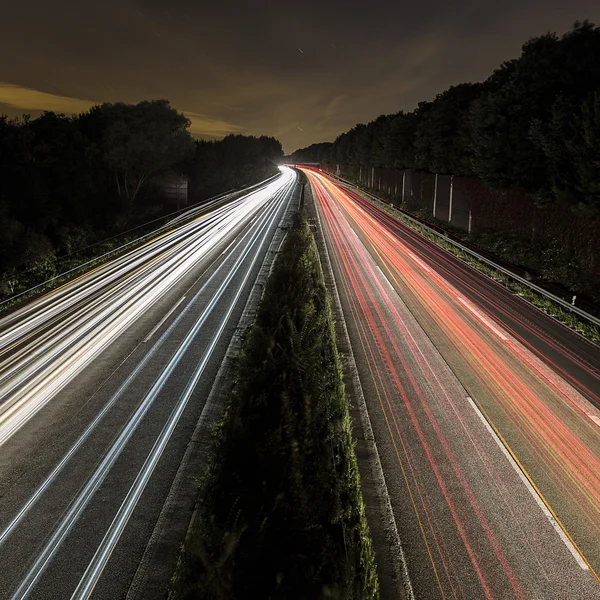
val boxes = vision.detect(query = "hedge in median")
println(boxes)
[173,211,379,600]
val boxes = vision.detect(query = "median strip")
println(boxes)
[171,211,379,599]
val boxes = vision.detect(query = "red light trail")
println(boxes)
[304,168,600,599]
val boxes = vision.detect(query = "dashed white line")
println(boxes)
[142,296,186,343]
[456,296,509,341]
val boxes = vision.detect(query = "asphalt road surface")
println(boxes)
[0,167,296,599]
[304,167,600,600]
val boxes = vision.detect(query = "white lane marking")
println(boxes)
[407,250,432,273]
[586,414,600,428]
[69,174,295,600]
[466,396,588,571]
[382,229,432,273]
[456,296,508,341]
[142,297,186,343]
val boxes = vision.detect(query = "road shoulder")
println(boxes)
[306,185,412,600]
[125,182,299,600]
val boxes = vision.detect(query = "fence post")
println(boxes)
[401,171,406,204]
[448,176,454,224]
[433,173,438,219]
[468,196,473,234]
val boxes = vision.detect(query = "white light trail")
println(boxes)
[7,166,297,599]
[0,168,296,448]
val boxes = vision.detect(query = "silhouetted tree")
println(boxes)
[311,20,600,211]
[413,83,483,175]
[187,134,283,201]
[471,20,600,192]
[100,100,194,215]
[287,141,333,163]
[0,101,284,299]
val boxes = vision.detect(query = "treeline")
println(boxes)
[188,134,283,200]
[286,141,332,164]
[172,212,378,600]
[0,101,283,298]
[291,20,600,212]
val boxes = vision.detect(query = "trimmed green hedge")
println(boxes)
[172,212,379,600]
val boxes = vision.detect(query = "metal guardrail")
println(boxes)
[335,177,600,331]
[0,172,285,311]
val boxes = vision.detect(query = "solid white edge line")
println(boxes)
[465,395,588,571]
[311,178,415,600]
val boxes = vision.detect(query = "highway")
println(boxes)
[304,168,600,600]
[0,166,296,599]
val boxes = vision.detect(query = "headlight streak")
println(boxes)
[0,169,295,447]
[0,183,269,350]
[0,173,292,550]
[70,182,292,600]
[8,168,296,600]
[0,188,243,313]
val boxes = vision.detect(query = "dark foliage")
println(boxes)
[174,213,378,600]
[287,142,333,164]
[296,21,600,211]
[187,134,283,201]
[0,103,284,298]
[0,100,195,295]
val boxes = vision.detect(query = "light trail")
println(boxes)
[304,168,600,599]
[0,169,295,447]
[69,182,288,600]
[9,172,294,600]
[0,177,289,550]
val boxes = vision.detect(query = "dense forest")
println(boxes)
[188,134,283,201]
[289,20,600,213]
[0,101,282,298]
[285,142,332,165]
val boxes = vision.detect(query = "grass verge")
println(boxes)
[352,187,600,345]
[170,211,379,600]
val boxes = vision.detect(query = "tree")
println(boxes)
[287,142,333,164]
[101,100,195,215]
[385,111,419,170]
[471,20,600,193]
[413,83,483,175]
[531,91,600,212]
[186,134,283,201]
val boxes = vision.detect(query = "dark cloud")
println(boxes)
[1,0,599,152]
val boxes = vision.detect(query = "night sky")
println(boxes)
[1,0,599,153]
